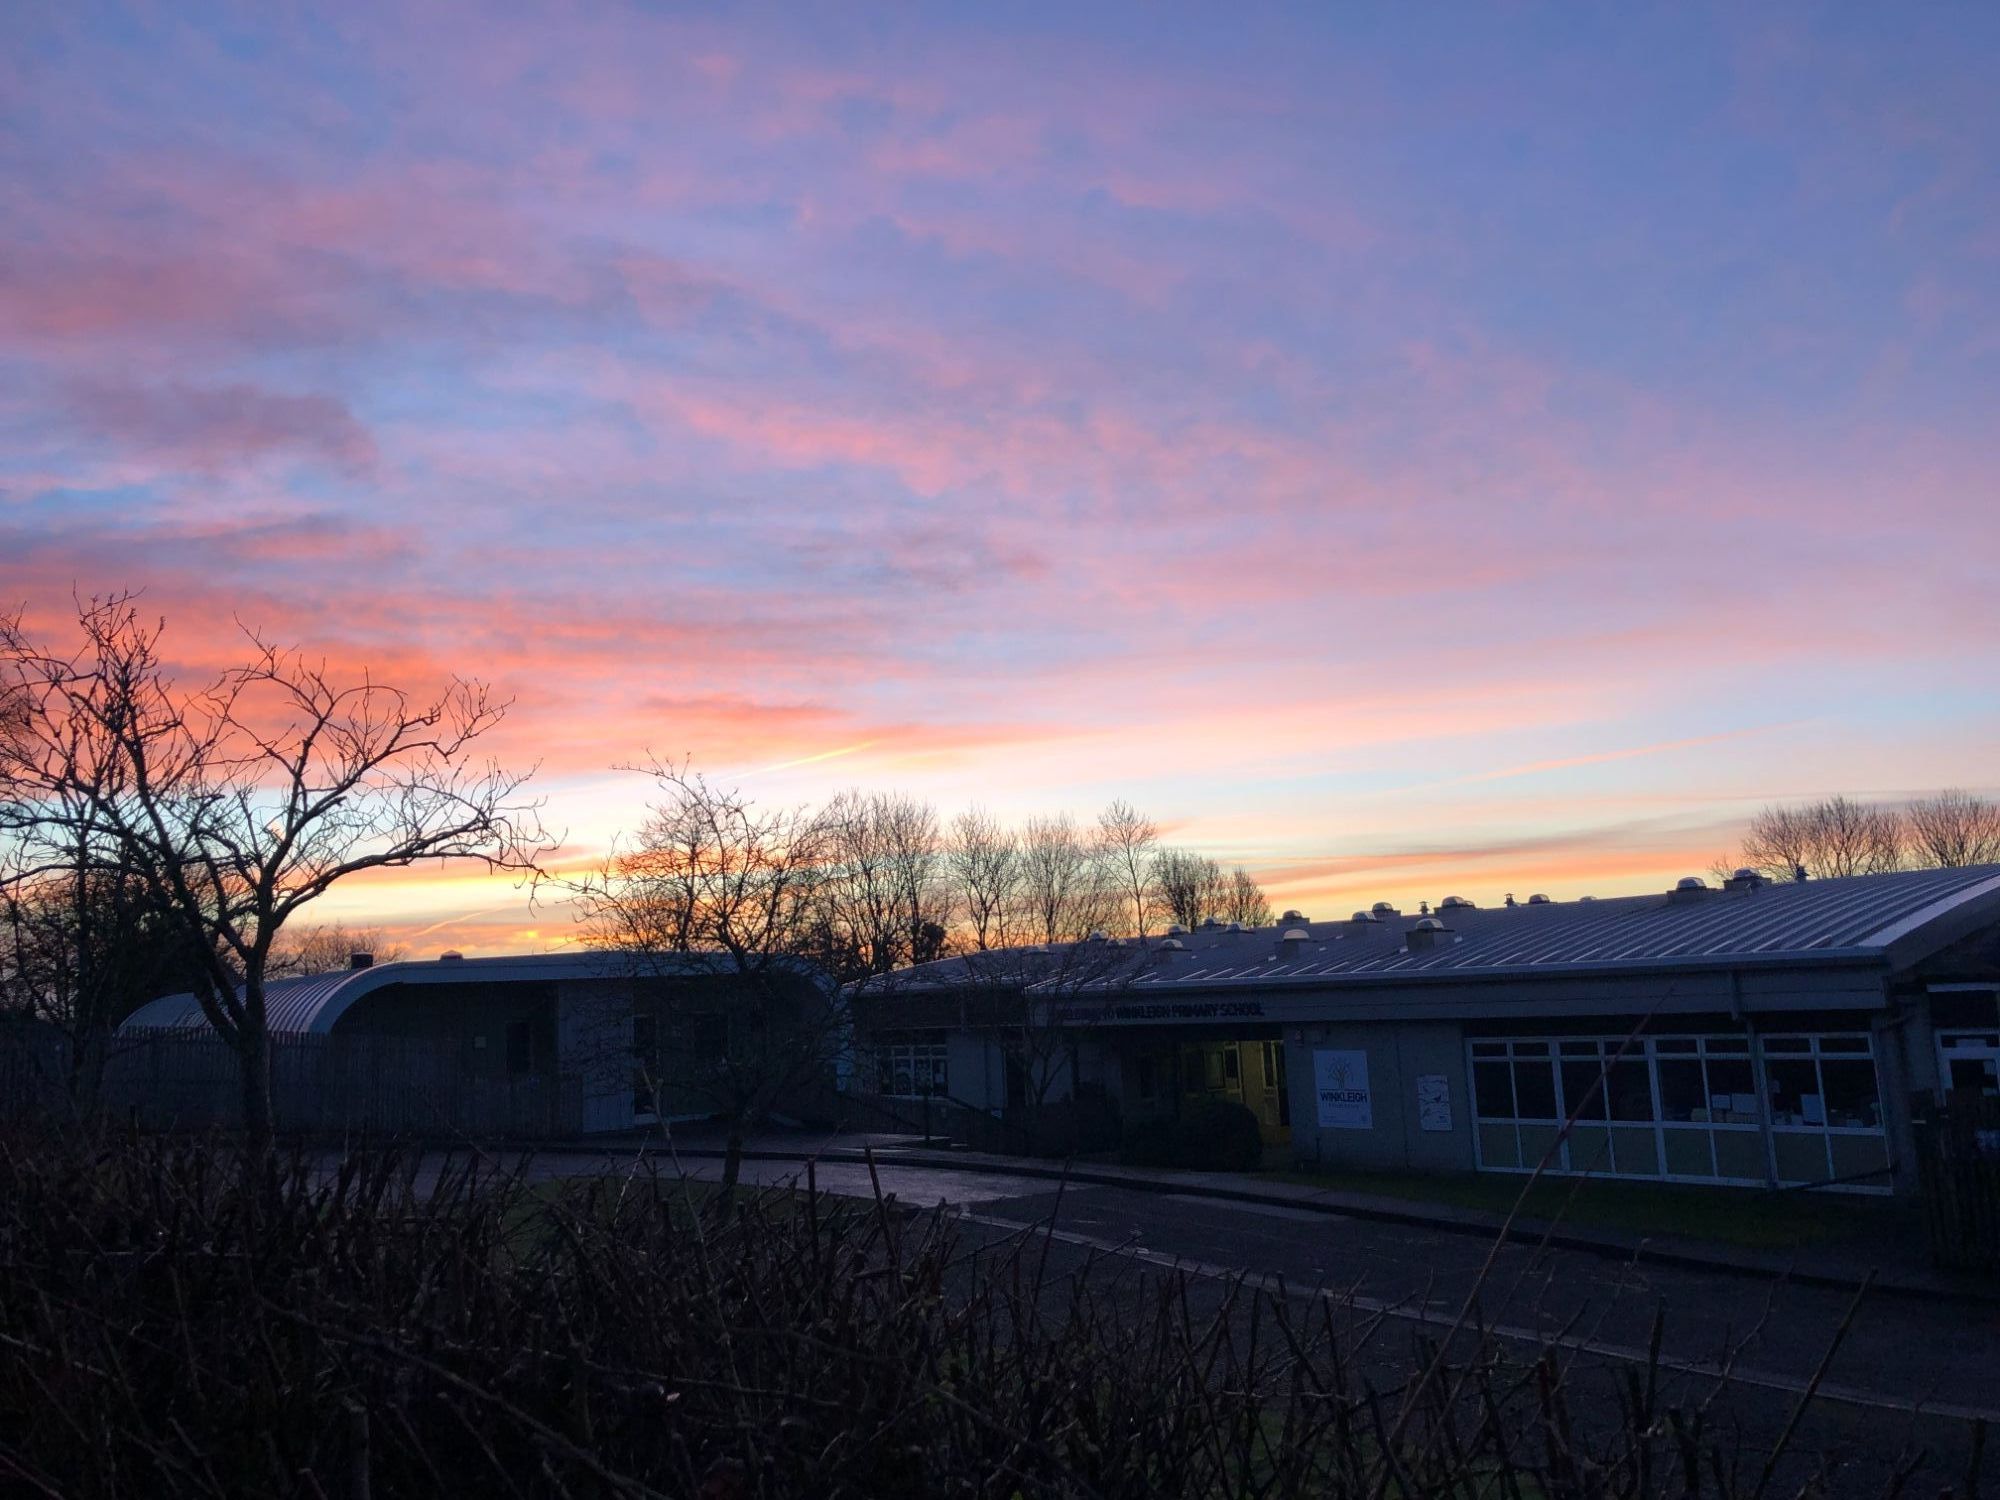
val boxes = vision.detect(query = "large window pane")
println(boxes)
[1608,1125,1661,1175]
[1713,1131,1767,1182]
[1706,1057,1757,1122]
[1663,1129,1714,1177]
[1512,1058,1559,1120]
[1474,1061,1515,1120]
[1561,1060,1609,1120]
[1820,1059,1881,1129]
[1774,1131,1829,1184]
[1566,1122,1612,1174]
[1607,1060,1655,1121]
[1657,1059,1707,1121]
[1767,1058,1823,1127]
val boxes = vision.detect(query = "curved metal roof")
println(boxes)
[870,863,2000,996]
[119,951,752,1036]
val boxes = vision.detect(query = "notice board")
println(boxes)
[1313,1049,1373,1130]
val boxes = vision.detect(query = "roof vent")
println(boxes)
[1668,876,1712,905]
[1164,923,1188,936]
[1281,908,1306,923]
[439,951,464,962]
[1157,938,1185,954]
[1578,896,1596,903]
[349,952,374,970]
[1440,895,1474,911]
[1086,929,1109,942]
[1371,901,1398,916]
[1527,893,1552,905]
[1405,916,1449,952]
[1200,916,1222,929]
[1278,928,1310,958]
[1723,867,1767,894]
[1350,910,1379,923]
[1225,921,1244,933]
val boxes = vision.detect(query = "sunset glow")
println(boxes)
[5,5,1997,954]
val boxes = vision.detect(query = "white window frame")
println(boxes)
[876,1040,949,1100]
[1937,1029,2000,1098]
[1467,1030,1890,1195]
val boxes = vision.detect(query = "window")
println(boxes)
[876,1040,948,1099]
[505,1020,533,1077]
[1763,1034,1881,1131]
[1469,1030,1887,1193]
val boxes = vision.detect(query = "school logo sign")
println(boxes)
[1313,1048,1372,1130]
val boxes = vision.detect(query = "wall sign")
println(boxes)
[1417,1074,1452,1132]
[1313,1049,1372,1129]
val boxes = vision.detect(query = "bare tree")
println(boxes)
[946,807,1019,951]
[1018,812,1112,943]
[0,860,194,1113]
[0,598,548,1156]
[1152,847,1228,930]
[1096,799,1161,937]
[1221,865,1273,928]
[1906,789,2000,868]
[1740,795,1903,881]
[877,792,950,966]
[1740,804,1814,882]
[569,763,845,1204]
[267,921,411,977]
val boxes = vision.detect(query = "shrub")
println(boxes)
[0,1131,1978,1498]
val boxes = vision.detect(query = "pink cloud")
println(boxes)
[62,381,376,477]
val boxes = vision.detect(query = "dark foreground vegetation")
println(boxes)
[0,1133,1984,1499]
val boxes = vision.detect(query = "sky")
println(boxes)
[3,3,1997,954]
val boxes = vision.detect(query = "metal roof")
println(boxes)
[871,864,2000,996]
[119,951,754,1036]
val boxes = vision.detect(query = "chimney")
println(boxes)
[349,952,374,970]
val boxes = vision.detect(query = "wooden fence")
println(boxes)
[1914,1090,2000,1273]
[100,1031,585,1139]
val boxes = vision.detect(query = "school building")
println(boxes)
[853,864,2000,1194]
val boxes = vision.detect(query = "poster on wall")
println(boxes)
[1314,1049,1372,1129]
[1416,1074,1452,1132]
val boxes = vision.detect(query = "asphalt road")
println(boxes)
[432,1148,2000,1494]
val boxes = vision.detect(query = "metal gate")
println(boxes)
[1914,1090,2000,1273]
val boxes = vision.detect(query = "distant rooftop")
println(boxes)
[119,950,784,1036]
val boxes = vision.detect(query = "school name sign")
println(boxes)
[1313,1049,1373,1130]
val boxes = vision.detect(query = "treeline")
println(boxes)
[572,764,1273,989]
[1720,790,2000,883]
[2,599,1271,1142]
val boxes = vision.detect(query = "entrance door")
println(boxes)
[1939,1031,2000,1097]
[1255,1040,1290,1134]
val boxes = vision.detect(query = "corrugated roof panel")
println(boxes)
[951,865,2000,997]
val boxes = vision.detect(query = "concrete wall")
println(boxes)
[1285,1020,1476,1174]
